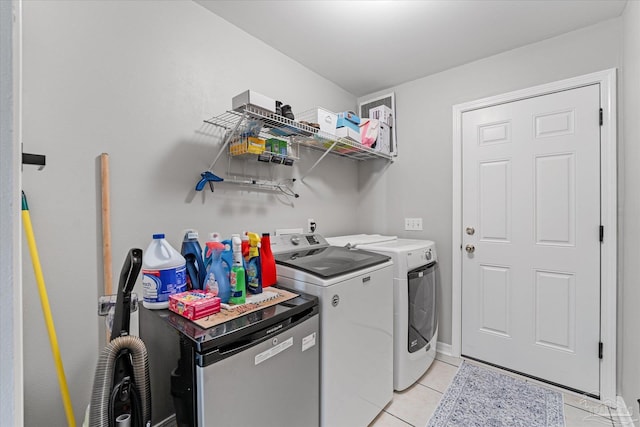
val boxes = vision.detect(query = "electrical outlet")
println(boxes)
[307,218,316,233]
[404,217,423,231]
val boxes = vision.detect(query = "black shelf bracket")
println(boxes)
[22,152,46,170]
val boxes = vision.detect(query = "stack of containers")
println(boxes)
[143,230,279,317]
[369,105,393,155]
[335,111,361,142]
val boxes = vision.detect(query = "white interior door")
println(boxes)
[461,84,601,395]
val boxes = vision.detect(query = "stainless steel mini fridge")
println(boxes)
[140,291,319,427]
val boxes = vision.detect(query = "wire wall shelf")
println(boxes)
[197,105,393,191]
[204,105,393,163]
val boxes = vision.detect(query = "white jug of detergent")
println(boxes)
[142,233,187,309]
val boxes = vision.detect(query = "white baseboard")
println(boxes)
[436,341,453,357]
[616,396,638,427]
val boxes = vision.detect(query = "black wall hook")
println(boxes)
[22,152,46,170]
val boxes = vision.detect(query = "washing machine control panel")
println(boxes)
[271,233,329,254]
[406,245,437,270]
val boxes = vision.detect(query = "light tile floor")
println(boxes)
[370,353,630,427]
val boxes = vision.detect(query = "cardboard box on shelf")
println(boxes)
[369,105,393,127]
[229,136,265,156]
[376,123,391,155]
[232,90,276,113]
[335,126,361,142]
[337,111,361,125]
[310,108,338,135]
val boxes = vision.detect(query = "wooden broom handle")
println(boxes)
[100,153,112,296]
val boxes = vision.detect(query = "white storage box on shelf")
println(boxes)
[376,123,391,155]
[335,126,361,142]
[297,107,338,135]
[369,105,393,127]
[232,90,276,114]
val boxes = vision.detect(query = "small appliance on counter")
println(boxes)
[140,288,319,427]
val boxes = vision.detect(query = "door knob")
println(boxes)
[466,227,475,235]
[465,244,475,254]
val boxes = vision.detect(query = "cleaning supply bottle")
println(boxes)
[142,234,187,309]
[221,237,234,288]
[181,229,206,290]
[204,232,222,271]
[260,232,277,288]
[246,232,262,294]
[204,241,228,299]
[241,231,250,261]
[229,234,246,305]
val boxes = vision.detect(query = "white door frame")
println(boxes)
[1,0,24,424]
[452,69,617,405]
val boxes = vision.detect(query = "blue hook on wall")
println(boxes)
[195,171,224,192]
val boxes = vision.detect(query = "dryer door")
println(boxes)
[408,263,437,353]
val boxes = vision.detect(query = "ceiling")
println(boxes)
[195,0,627,96]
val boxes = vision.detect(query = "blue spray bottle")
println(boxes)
[181,230,206,290]
[220,238,234,288]
[204,241,229,302]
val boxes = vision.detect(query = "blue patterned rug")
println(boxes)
[427,361,565,427]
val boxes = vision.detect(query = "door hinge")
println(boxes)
[600,225,604,242]
[599,108,603,126]
[599,342,603,359]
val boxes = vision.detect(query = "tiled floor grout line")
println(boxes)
[435,360,459,369]
[434,357,461,369]
[417,382,446,395]
[382,409,416,427]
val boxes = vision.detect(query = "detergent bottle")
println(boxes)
[204,241,228,299]
[204,232,222,271]
[246,232,262,294]
[229,234,246,305]
[260,232,277,288]
[221,237,234,286]
[142,234,187,309]
[181,230,206,290]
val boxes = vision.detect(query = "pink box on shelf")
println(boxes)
[169,291,221,320]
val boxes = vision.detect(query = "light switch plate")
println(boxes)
[404,217,423,231]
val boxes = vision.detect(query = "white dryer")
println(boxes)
[326,234,438,391]
[271,233,394,427]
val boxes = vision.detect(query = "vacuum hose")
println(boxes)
[89,335,151,427]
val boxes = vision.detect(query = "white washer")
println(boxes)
[327,234,438,391]
[271,233,394,427]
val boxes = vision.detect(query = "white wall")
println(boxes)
[358,18,622,355]
[621,0,640,413]
[1,0,22,425]
[20,1,362,424]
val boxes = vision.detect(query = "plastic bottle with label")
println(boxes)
[220,238,234,287]
[204,241,228,298]
[181,230,206,290]
[204,232,222,271]
[260,232,277,288]
[246,232,262,294]
[241,231,250,261]
[142,234,187,309]
[229,234,246,305]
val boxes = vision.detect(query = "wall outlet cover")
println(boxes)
[404,217,423,231]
